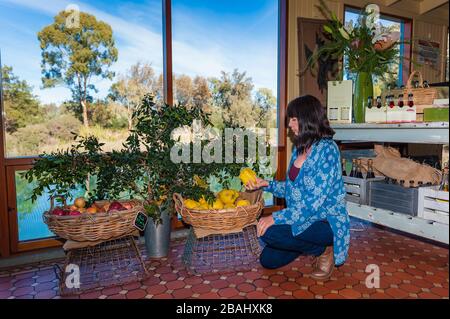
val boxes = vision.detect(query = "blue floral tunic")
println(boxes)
[264,138,350,266]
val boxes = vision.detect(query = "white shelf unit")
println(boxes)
[333,122,449,144]
[333,122,449,244]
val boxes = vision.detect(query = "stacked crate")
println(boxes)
[418,186,449,225]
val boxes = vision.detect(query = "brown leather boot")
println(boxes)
[310,246,334,281]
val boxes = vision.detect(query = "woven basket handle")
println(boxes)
[406,70,424,90]
[173,193,192,219]
[173,193,184,210]
[50,195,67,211]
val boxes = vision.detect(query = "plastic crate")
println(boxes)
[418,186,449,225]
[369,180,419,216]
[343,176,385,205]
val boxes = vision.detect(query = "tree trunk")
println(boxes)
[81,100,89,127]
[82,77,89,127]
[128,103,132,130]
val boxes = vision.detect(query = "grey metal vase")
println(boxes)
[144,208,171,258]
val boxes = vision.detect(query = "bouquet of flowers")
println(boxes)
[305,0,402,80]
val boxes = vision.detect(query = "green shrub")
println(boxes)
[45,114,82,141]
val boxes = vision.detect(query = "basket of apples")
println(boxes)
[43,196,143,242]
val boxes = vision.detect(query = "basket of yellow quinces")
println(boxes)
[173,168,264,237]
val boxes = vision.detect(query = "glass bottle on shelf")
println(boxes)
[408,93,414,107]
[367,96,373,109]
[409,180,415,188]
[341,158,347,176]
[356,159,364,179]
[366,159,376,179]
[350,159,357,178]
[400,180,405,187]
[376,96,383,109]
[418,181,424,187]
[388,95,395,108]
[397,94,404,108]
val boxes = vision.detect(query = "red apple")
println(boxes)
[69,210,81,216]
[52,208,65,216]
[108,201,126,212]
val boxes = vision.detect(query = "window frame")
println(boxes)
[0,0,288,256]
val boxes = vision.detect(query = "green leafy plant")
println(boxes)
[23,93,275,224]
[304,0,405,80]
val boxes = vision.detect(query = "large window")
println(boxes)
[0,0,285,254]
[0,0,164,246]
[0,0,164,157]
[172,0,279,205]
[344,7,411,97]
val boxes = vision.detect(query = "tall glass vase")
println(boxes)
[353,72,373,123]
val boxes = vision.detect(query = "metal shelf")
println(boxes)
[335,123,449,243]
[332,122,449,144]
[347,202,449,244]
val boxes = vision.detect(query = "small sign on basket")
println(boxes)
[134,211,148,231]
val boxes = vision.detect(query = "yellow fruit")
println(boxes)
[217,189,239,204]
[223,203,236,209]
[196,203,209,210]
[239,168,257,186]
[236,199,251,207]
[198,196,207,205]
[210,199,224,210]
[184,199,200,210]
[74,197,86,209]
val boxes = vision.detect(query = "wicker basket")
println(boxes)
[43,197,143,242]
[403,71,437,105]
[382,71,437,108]
[173,190,264,237]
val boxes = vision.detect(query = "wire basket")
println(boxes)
[173,190,264,237]
[43,197,143,242]
[182,226,262,274]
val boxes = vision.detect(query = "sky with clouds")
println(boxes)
[0,0,278,105]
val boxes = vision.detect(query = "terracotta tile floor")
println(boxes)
[0,219,448,299]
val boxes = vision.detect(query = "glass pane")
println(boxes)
[0,0,163,157]
[15,171,83,241]
[344,8,403,96]
[172,0,279,206]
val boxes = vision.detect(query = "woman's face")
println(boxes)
[288,117,300,136]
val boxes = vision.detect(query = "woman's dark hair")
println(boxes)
[287,95,335,154]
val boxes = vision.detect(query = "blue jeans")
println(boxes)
[259,221,334,269]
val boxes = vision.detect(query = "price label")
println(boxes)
[134,211,148,231]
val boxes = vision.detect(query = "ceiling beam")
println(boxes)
[420,0,448,14]
[384,0,402,6]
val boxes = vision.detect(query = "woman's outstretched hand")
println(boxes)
[244,177,269,191]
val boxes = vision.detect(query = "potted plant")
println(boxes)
[122,94,217,258]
